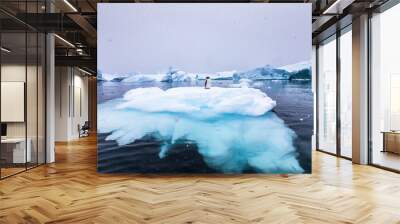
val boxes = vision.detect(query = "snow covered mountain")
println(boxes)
[122,73,165,83]
[160,68,197,82]
[98,73,132,82]
[279,61,311,72]
[99,61,311,83]
[235,65,291,80]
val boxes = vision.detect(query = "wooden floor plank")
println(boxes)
[0,135,399,223]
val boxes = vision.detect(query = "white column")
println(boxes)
[312,45,317,150]
[46,32,55,163]
[352,14,369,164]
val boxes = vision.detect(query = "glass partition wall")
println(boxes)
[317,35,337,155]
[317,1,400,171]
[0,31,27,177]
[317,26,353,159]
[370,3,400,171]
[339,27,352,159]
[0,3,46,179]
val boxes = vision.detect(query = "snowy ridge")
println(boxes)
[278,61,311,72]
[99,61,311,83]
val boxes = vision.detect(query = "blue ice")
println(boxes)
[98,87,303,173]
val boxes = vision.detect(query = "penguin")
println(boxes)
[204,76,211,89]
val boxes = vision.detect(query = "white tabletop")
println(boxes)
[1,138,27,143]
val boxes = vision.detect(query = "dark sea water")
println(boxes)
[97,80,313,173]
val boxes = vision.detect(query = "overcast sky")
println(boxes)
[98,3,311,74]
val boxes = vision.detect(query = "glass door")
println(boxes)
[317,35,337,154]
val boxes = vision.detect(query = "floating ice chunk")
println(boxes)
[99,101,302,173]
[252,81,265,88]
[230,78,252,88]
[98,87,303,174]
[239,78,252,88]
[117,87,276,118]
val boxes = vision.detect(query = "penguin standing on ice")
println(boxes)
[204,76,211,89]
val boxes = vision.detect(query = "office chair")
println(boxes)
[79,121,90,138]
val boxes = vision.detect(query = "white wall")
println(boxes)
[1,82,25,122]
[1,65,38,138]
[55,67,89,141]
[1,65,25,132]
[55,66,69,141]
[71,73,89,138]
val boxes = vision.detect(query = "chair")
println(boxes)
[79,121,90,138]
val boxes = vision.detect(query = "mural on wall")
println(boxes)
[97,3,313,174]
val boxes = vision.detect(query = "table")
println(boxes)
[381,131,400,154]
[1,138,31,163]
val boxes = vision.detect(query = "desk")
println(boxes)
[1,138,31,163]
[382,131,400,154]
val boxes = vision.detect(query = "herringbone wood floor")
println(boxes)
[1,135,400,224]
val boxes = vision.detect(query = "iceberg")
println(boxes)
[230,78,252,88]
[279,61,311,72]
[161,69,197,82]
[100,73,132,81]
[251,81,265,88]
[98,87,303,173]
[237,65,291,80]
[122,73,165,83]
[279,61,312,80]
[117,87,275,117]
[197,70,238,80]
[98,61,312,83]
